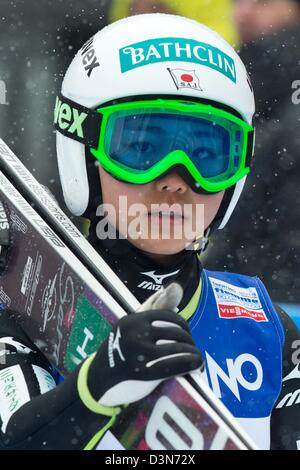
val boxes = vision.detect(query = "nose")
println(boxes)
[154,172,188,194]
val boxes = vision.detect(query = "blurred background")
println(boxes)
[0,0,300,323]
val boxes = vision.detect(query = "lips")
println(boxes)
[148,210,185,220]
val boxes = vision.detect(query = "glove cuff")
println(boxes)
[77,353,122,417]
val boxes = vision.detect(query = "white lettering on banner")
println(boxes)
[158,42,173,57]
[209,277,261,306]
[146,45,161,61]
[76,327,94,360]
[120,39,236,83]
[145,395,204,450]
[205,352,263,401]
[122,47,144,65]
[175,42,192,58]
[193,45,207,62]
[224,58,236,82]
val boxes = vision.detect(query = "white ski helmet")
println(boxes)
[55,13,255,230]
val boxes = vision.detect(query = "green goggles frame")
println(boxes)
[90,99,254,192]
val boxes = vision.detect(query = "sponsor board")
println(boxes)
[120,37,236,83]
[209,277,268,322]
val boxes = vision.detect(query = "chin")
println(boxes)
[132,238,189,256]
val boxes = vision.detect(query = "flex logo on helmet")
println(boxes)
[119,37,236,83]
[80,37,100,77]
[54,96,87,138]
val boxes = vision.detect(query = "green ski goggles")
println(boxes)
[90,99,254,193]
[54,95,254,193]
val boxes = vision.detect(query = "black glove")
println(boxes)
[87,284,203,406]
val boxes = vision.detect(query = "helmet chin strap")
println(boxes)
[184,227,211,253]
[184,184,235,253]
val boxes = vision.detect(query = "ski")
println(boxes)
[0,138,257,450]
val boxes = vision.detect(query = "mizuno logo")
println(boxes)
[138,270,179,291]
[276,389,300,408]
[108,327,125,368]
[282,364,300,382]
[54,97,87,138]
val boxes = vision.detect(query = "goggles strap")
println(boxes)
[54,93,102,148]
[245,129,254,167]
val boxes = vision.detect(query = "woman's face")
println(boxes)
[98,167,224,256]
